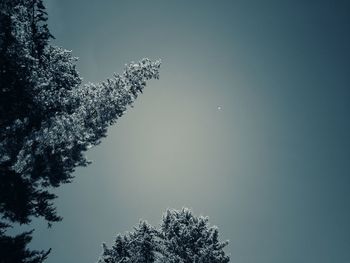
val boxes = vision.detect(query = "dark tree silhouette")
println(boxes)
[0,222,50,263]
[0,0,160,262]
[98,208,230,263]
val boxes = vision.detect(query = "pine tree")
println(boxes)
[99,235,131,263]
[0,223,50,263]
[129,221,159,263]
[160,208,230,263]
[0,1,160,262]
[98,221,160,263]
[98,209,230,263]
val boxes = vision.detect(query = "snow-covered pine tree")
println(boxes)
[98,209,230,263]
[160,208,230,263]
[98,221,159,263]
[128,221,159,263]
[0,0,160,262]
[99,234,131,263]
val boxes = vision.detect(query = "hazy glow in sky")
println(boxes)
[27,1,350,262]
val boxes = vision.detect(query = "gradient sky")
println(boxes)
[25,1,350,262]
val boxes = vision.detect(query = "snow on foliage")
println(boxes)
[0,47,161,197]
[0,0,161,223]
[6,57,161,185]
[1,1,160,262]
[98,208,230,263]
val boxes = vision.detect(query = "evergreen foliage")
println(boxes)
[98,209,230,263]
[0,1,160,262]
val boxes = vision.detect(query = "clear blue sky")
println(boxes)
[27,1,350,262]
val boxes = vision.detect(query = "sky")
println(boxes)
[26,1,350,262]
